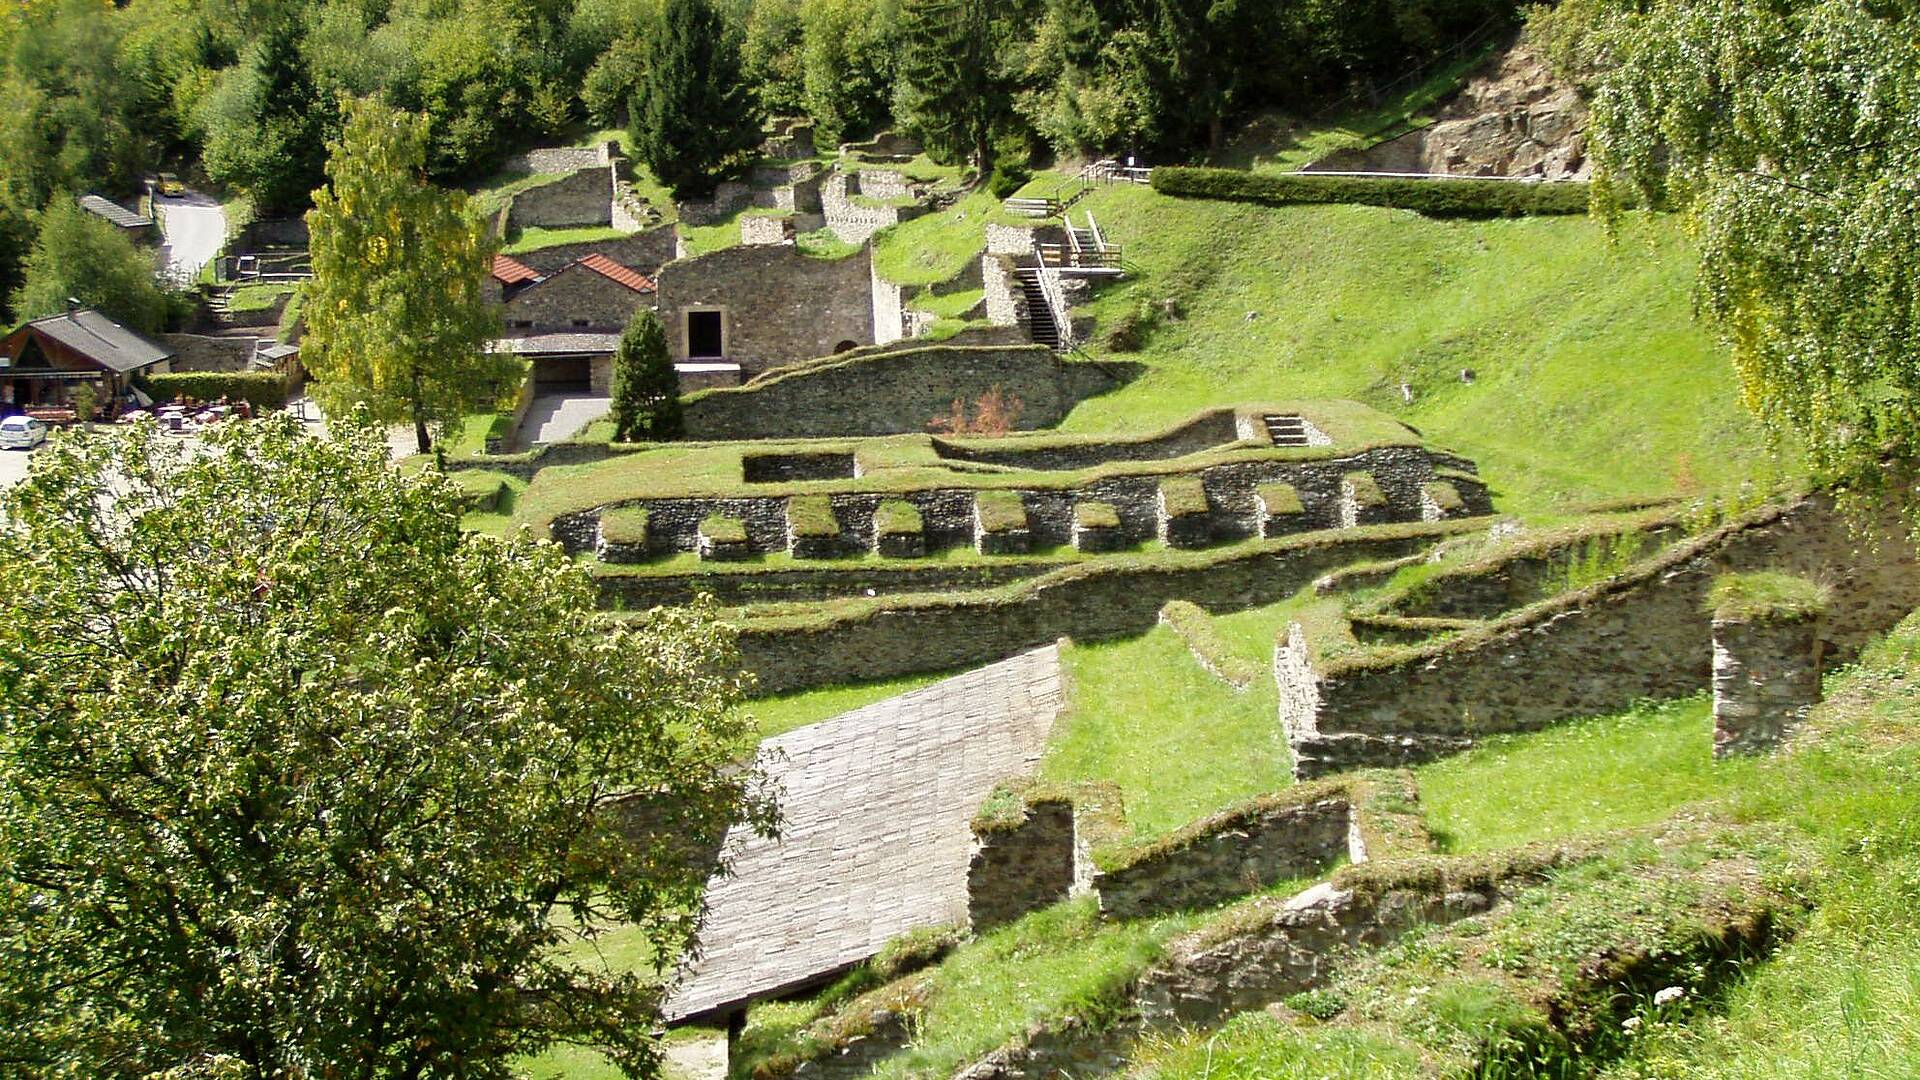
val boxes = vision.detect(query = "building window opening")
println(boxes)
[687,310,724,358]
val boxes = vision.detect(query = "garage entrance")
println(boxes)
[536,356,593,390]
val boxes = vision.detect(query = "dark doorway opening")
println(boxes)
[536,357,592,390]
[687,311,724,358]
[833,339,858,354]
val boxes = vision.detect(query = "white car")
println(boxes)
[0,416,48,450]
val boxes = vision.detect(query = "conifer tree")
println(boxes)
[895,0,1009,171]
[609,307,682,441]
[632,0,761,198]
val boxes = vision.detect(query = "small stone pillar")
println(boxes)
[966,796,1076,932]
[1710,573,1826,758]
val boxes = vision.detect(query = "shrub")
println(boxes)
[987,163,1030,199]
[874,500,924,536]
[929,385,1024,435]
[1709,571,1830,623]
[599,506,650,546]
[786,494,841,538]
[1159,475,1209,517]
[143,371,291,410]
[1151,166,1593,217]
[974,489,1027,533]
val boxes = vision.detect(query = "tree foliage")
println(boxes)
[196,20,328,213]
[302,97,508,453]
[0,415,773,1077]
[894,0,1017,170]
[610,306,682,441]
[1533,0,1920,490]
[631,0,760,198]
[12,197,174,333]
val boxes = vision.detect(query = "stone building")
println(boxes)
[652,245,875,375]
[490,253,657,391]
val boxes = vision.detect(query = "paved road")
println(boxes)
[153,192,226,285]
[663,645,1066,1023]
[519,393,611,447]
[0,446,33,491]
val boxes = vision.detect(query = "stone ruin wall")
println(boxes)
[512,227,678,276]
[733,525,1461,695]
[653,244,876,374]
[1280,495,1920,776]
[506,165,618,230]
[677,345,1124,440]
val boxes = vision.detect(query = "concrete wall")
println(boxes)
[680,345,1127,440]
[1280,495,1920,777]
[503,262,649,330]
[506,166,617,230]
[655,245,875,374]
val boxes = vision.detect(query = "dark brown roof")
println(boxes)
[577,253,655,293]
[11,309,173,373]
[491,254,541,286]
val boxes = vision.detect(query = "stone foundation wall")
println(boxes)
[679,345,1126,440]
[506,144,614,175]
[932,409,1242,471]
[821,171,927,245]
[740,214,793,246]
[982,255,1021,327]
[871,264,907,345]
[1283,495,1920,777]
[507,166,617,230]
[1713,617,1822,757]
[676,180,755,226]
[736,523,1473,695]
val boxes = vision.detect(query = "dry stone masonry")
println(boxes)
[1712,574,1826,757]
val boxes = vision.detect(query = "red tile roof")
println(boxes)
[577,253,655,293]
[490,254,541,286]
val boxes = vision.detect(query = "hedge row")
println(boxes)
[1151,166,1592,217]
[143,370,291,409]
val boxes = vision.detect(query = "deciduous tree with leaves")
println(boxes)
[0,414,773,1077]
[12,197,173,332]
[302,97,509,453]
[1535,0,1920,495]
[610,307,682,441]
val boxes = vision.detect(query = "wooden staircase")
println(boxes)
[1014,268,1062,349]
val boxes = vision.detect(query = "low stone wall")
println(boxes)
[680,345,1128,440]
[932,409,1243,471]
[507,165,617,230]
[162,333,257,373]
[233,217,309,251]
[594,560,1057,609]
[505,144,614,175]
[735,520,1479,695]
[561,444,1471,561]
[821,170,928,245]
[741,214,792,245]
[512,226,678,275]
[1281,495,1920,777]
[1093,793,1351,919]
[1713,616,1821,757]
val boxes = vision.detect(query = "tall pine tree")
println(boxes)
[632,0,761,198]
[609,308,682,441]
[198,20,329,213]
[896,0,1011,171]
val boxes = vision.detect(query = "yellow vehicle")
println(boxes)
[157,172,184,196]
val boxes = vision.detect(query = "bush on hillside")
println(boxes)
[1151,167,1592,217]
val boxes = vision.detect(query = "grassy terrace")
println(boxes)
[509,401,1417,537]
[1050,183,1790,517]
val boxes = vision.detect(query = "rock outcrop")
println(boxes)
[1309,34,1589,179]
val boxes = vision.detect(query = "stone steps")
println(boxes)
[1013,268,1061,348]
[1264,413,1311,447]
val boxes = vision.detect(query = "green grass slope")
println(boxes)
[1063,184,1791,515]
